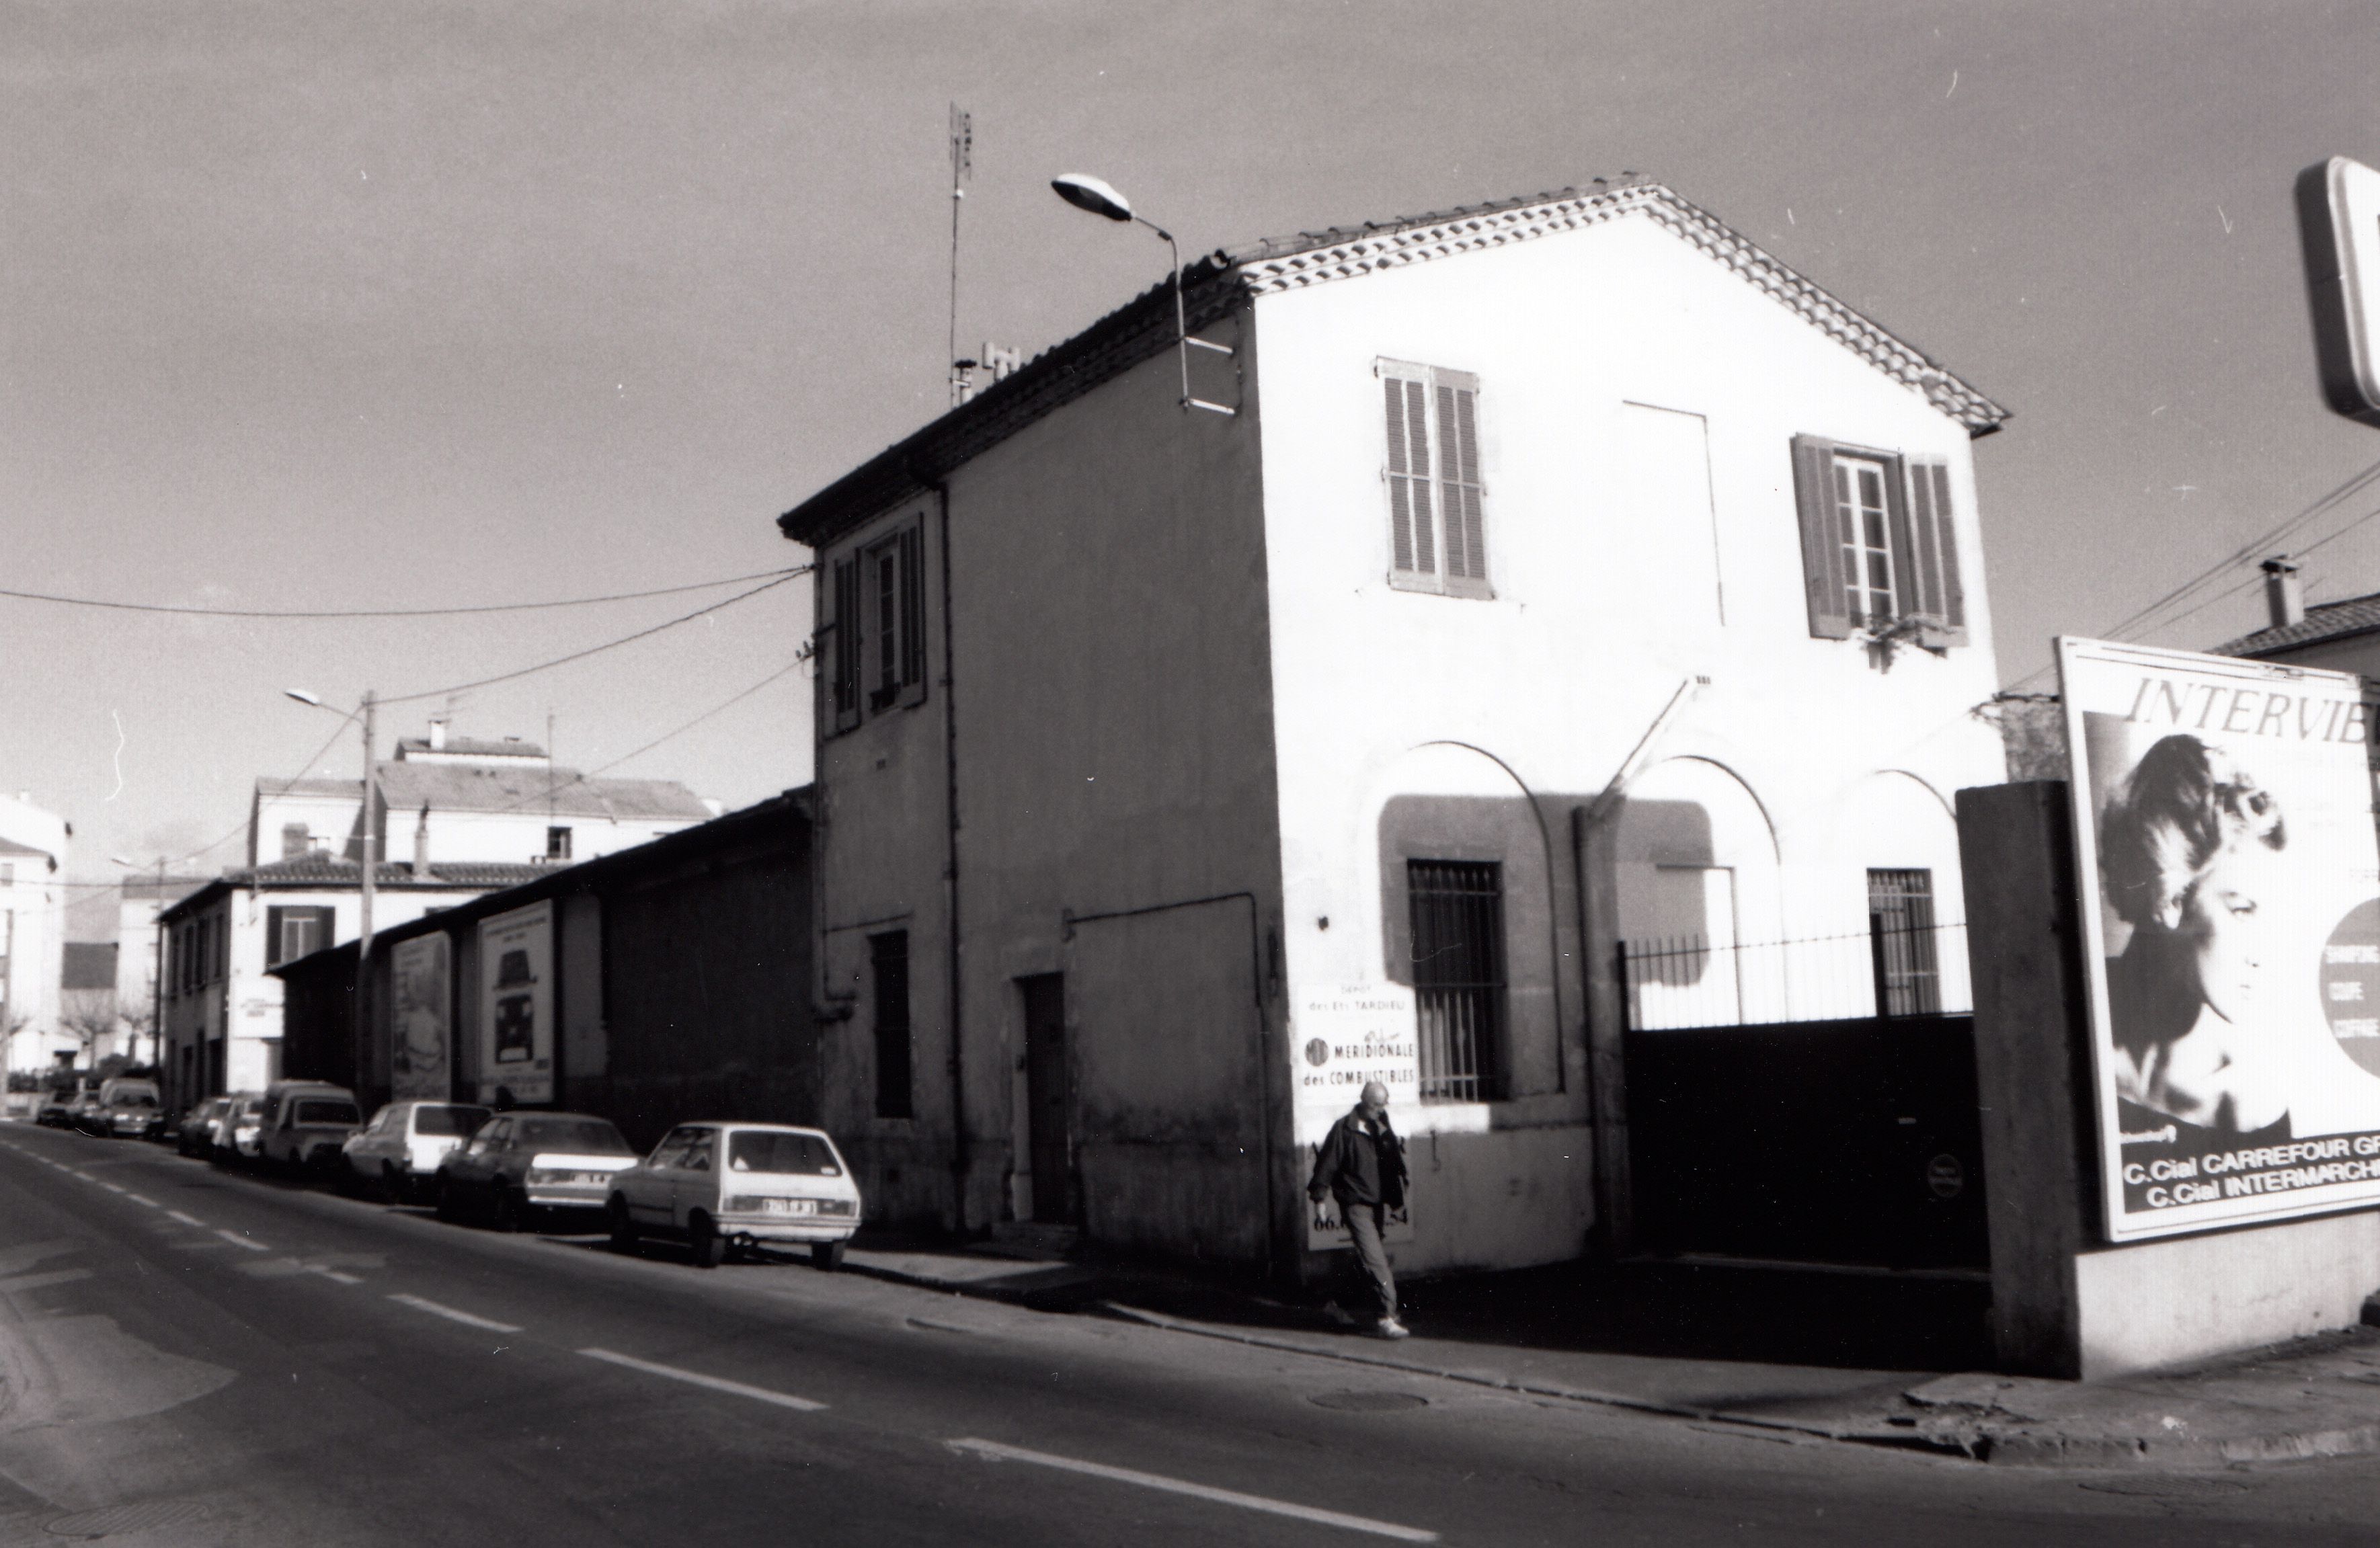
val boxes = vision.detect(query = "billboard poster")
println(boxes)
[1294,987,1421,1250]
[476,902,553,1106]
[2060,637,2380,1241]
[389,934,450,1102]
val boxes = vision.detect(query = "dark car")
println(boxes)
[35,1084,84,1128]
[177,1096,233,1157]
[434,1112,638,1233]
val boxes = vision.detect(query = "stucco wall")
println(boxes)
[1252,210,2008,1275]
[809,320,1285,1247]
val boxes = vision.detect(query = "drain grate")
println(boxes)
[45,1500,207,1539]
[1308,1389,1429,1412]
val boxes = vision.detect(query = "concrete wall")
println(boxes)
[1252,208,2006,1274]
[0,794,69,1071]
[1960,780,2380,1379]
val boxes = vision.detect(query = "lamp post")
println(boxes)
[108,854,167,1071]
[1050,173,1234,416]
[286,688,376,1088]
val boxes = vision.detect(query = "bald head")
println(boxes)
[1359,1081,1390,1117]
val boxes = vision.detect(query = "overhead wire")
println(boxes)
[378,568,807,706]
[0,566,808,620]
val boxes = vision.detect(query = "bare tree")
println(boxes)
[57,989,126,1070]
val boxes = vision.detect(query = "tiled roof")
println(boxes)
[395,736,547,759]
[376,762,711,820]
[779,179,2008,548]
[2217,592,2380,657]
[235,855,552,889]
[256,776,360,800]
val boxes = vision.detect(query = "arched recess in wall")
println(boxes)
[1610,756,1784,1029]
[1827,769,1971,1014]
[1362,740,1567,1102]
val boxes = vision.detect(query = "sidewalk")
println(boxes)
[840,1235,2380,1469]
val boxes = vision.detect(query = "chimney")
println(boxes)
[427,717,448,751]
[411,803,431,879]
[2262,557,2305,630]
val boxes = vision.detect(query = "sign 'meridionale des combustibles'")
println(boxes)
[2060,638,2380,1242]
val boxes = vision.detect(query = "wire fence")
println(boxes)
[1620,921,1971,1032]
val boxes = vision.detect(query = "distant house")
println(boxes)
[2217,557,2380,676]
[253,716,718,870]
[158,857,548,1111]
[0,793,69,1073]
[58,941,122,1065]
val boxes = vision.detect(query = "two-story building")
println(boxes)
[777,178,2010,1282]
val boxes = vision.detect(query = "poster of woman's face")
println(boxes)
[2062,638,2380,1243]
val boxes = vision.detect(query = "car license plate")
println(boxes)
[762,1197,816,1216]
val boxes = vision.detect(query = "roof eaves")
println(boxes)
[777,259,1250,549]
[1227,180,2010,437]
[2217,593,2380,657]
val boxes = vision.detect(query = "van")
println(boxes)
[257,1080,362,1172]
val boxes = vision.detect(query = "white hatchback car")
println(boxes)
[343,1101,493,1203]
[608,1123,862,1269]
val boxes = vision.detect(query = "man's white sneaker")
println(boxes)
[1372,1317,1411,1340]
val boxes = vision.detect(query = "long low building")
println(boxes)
[272,790,814,1153]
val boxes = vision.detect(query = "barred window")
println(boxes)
[1868,868,1941,1016]
[1408,860,1507,1102]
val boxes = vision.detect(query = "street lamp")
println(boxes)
[286,688,377,1090]
[1050,173,1234,416]
[109,854,166,1071]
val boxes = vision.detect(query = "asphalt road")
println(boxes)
[1,1121,2373,1548]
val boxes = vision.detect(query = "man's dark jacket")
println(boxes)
[1307,1106,1408,1211]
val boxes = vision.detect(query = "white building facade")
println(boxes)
[1,793,71,1073]
[780,179,2010,1280]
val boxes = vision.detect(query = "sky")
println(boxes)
[9,0,2380,913]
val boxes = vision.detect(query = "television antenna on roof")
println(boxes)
[947,104,972,407]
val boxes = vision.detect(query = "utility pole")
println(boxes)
[947,103,971,405]
[358,690,377,1089]
[149,856,165,1069]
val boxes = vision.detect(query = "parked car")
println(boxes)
[434,1112,639,1232]
[78,1078,165,1140]
[256,1082,362,1172]
[210,1091,269,1164]
[177,1096,233,1157]
[35,1083,87,1129]
[342,1101,491,1202]
[607,1123,861,1269]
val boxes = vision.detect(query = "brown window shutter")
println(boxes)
[1884,450,1921,623]
[830,557,861,733]
[1384,376,1435,575]
[1915,459,1968,645]
[898,523,928,707]
[1789,436,1854,639]
[1439,382,1486,582]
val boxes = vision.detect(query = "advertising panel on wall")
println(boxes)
[2060,637,2380,1241]
[475,903,553,1106]
[389,934,450,1102]
[1295,986,1421,1249]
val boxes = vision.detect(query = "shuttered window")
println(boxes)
[826,518,928,737]
[266,905,337,969]
[1790,436,1968,647]
[1408,860,1507,1102]
[1381,361,1491,597]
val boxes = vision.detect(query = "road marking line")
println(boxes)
[313,1268,364,1285]
[389,1293,522,1333]
[214,1229,269,1252]
[0,1268,92,1295]
[100,1182,125,1193]
[124,1194,159,1208]
[165,1211,206,1227]
[71,1172,95,1182]
[945,1439,1438,1542]
[578,1348,826,1412]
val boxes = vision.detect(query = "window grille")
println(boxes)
[1408,860,1507,1102]
[1868,868,1941,1016]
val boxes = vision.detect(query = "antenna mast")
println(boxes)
[947,103,972,406]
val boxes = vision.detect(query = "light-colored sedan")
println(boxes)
[607,1123,862,1269]
[343,1101,491,1203]
[210,1092,268,1164]
[434,1112,640,1232]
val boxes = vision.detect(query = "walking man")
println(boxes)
[1307,1079,1411,1339]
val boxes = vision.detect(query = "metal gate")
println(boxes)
[1619,927,1989,1271]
